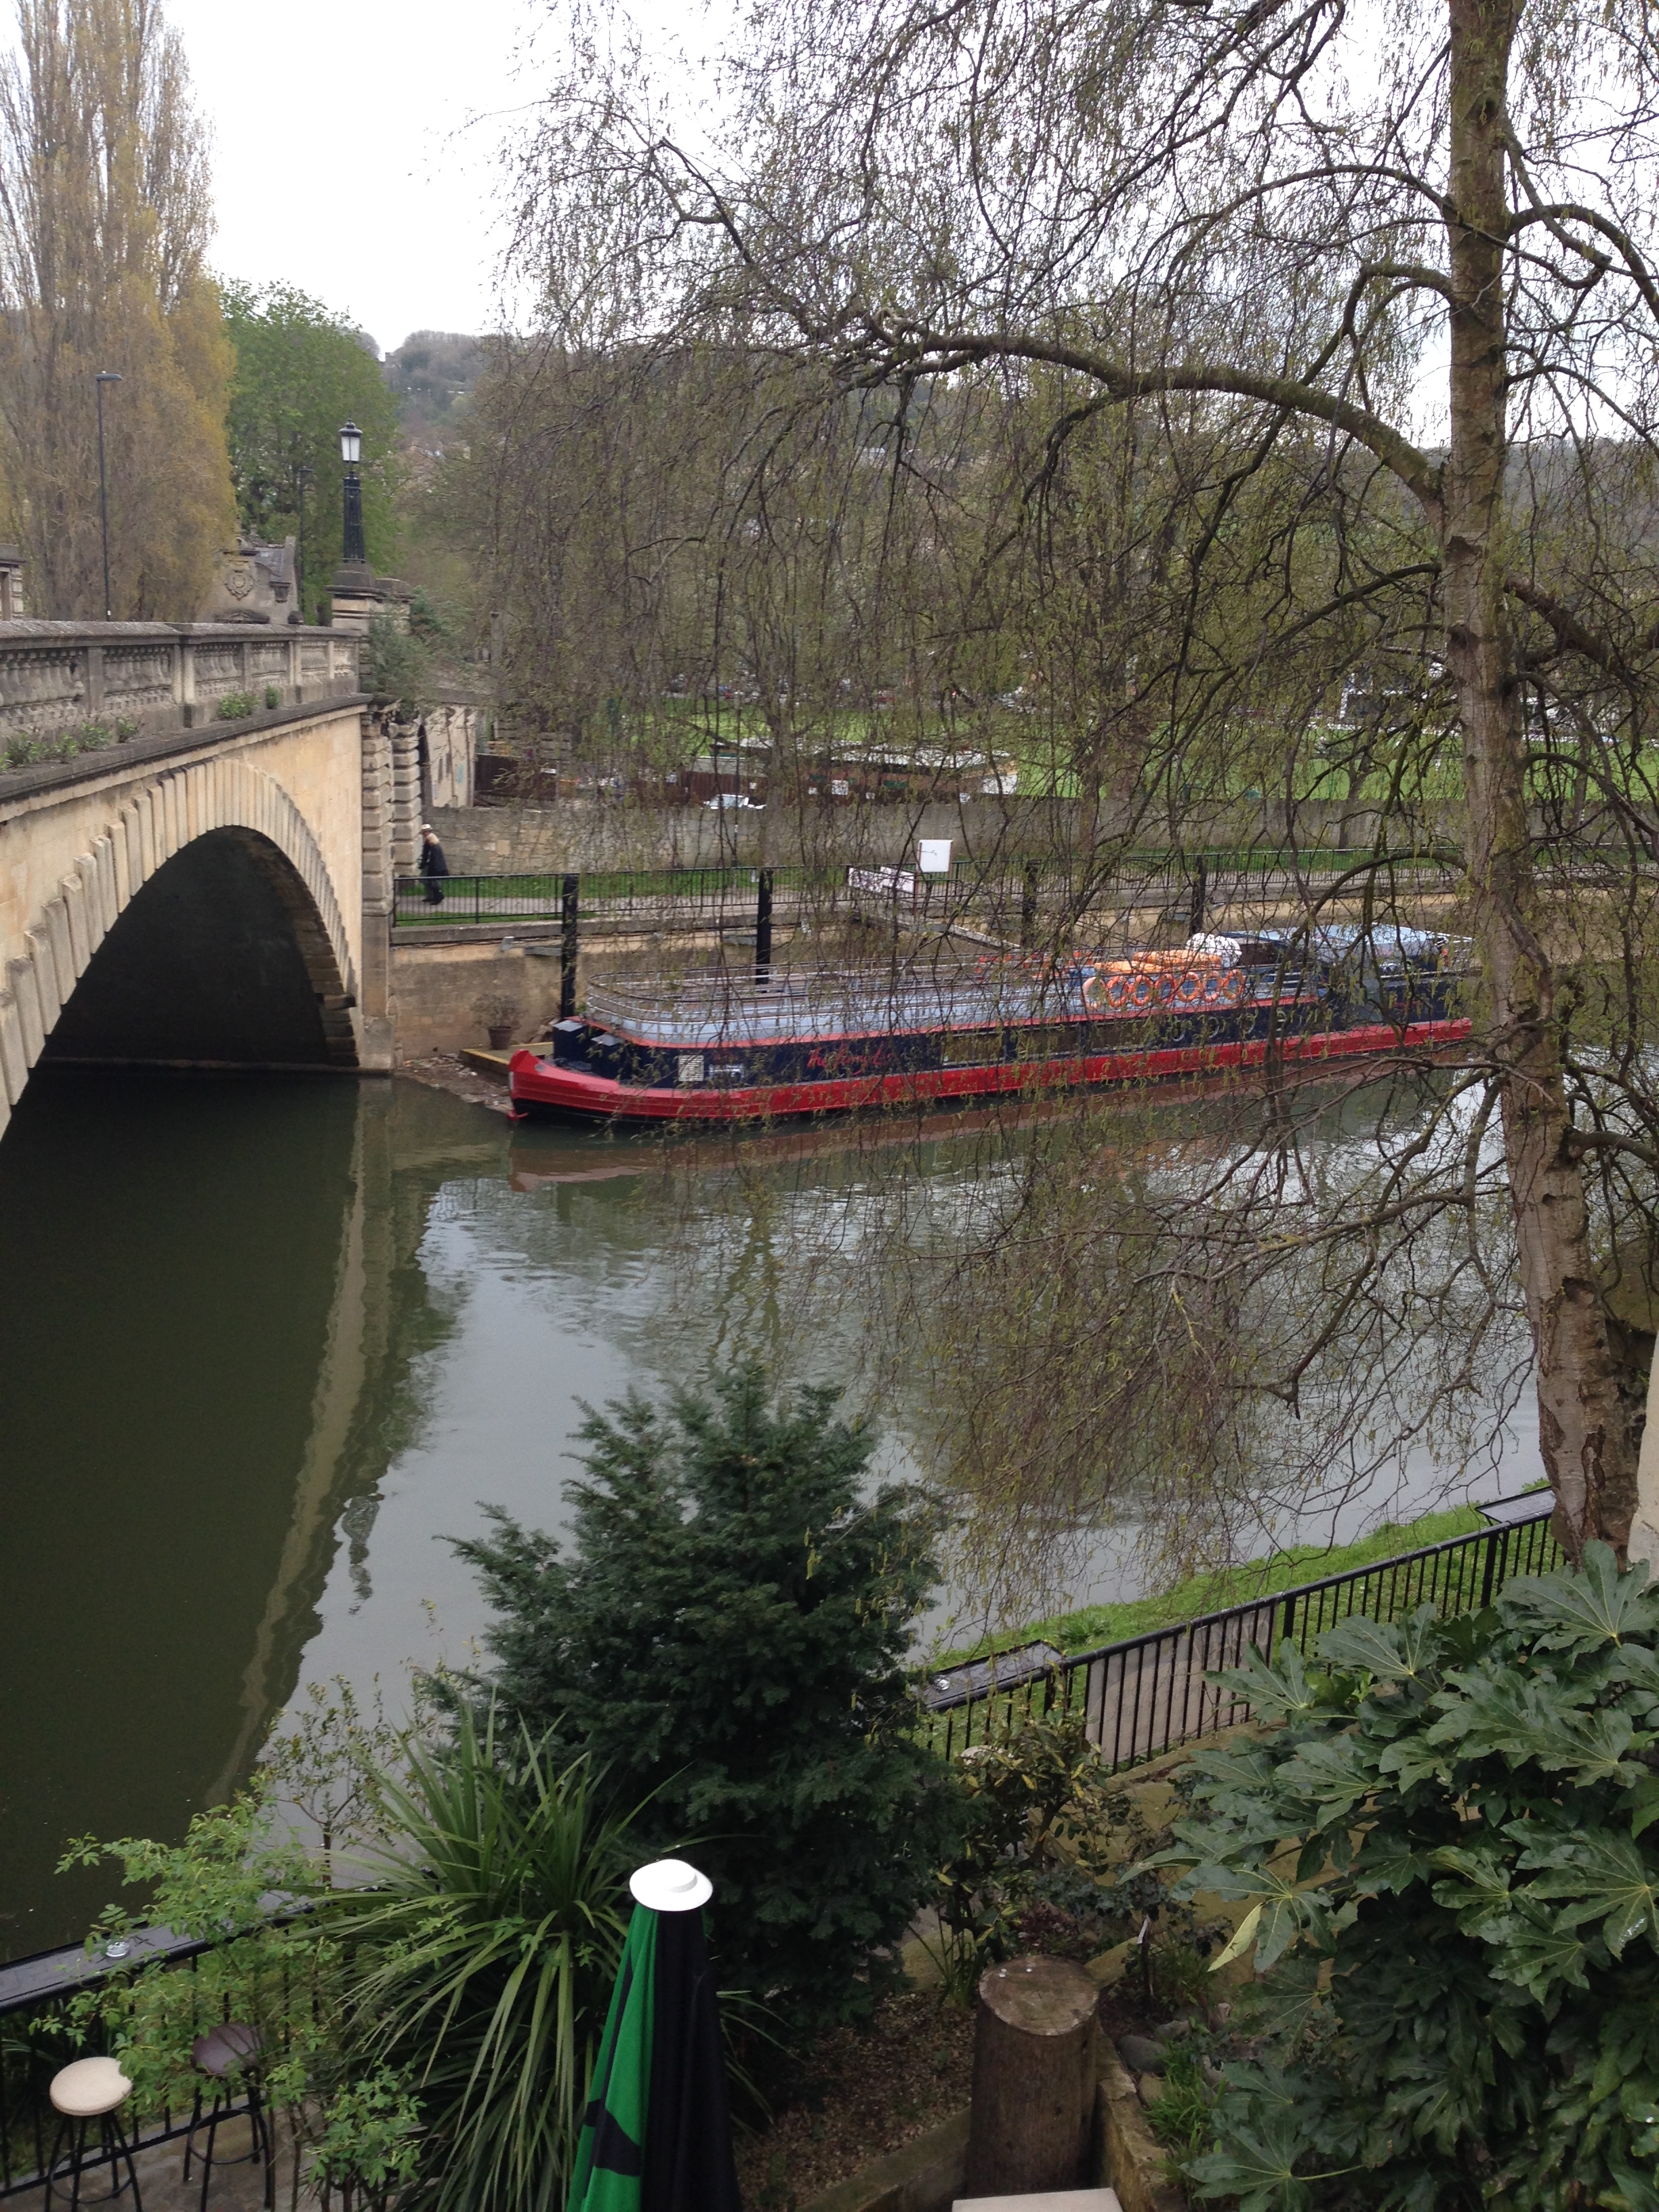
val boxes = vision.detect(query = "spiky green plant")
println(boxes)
[334,1711,636,2212]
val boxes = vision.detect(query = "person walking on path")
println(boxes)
[418,824,449,907]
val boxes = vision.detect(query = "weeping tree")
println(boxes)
[502,0,1659,1563]
[436,337,1048,790]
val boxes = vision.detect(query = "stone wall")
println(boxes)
[420,702,474,811]
[392,933,575,1056]
[432,798,1100,876]
[430,795,1460,878]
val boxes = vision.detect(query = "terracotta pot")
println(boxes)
[487,1023,514,1050]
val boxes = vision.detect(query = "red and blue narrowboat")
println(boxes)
[507,926,1473,1128]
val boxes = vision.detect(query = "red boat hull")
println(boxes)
[509,1017,1473,1126]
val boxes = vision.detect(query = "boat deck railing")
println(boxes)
[582,966,1080,1046]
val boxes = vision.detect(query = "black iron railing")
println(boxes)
[391,849,1458,935]
[923,1511,1561,1766]
[0,1917,308,2198]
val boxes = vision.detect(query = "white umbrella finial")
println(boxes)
[629,1858,714,1911]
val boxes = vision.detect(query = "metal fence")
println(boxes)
[392,848,1459,935]
[922,1511,1561,1767]
[0,1923,304,2200]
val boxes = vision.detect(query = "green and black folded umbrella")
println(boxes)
[568,1859,742,2212]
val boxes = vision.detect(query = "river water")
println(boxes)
[0,1069,1537,1957]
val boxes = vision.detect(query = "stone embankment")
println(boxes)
[428,795,1468,878]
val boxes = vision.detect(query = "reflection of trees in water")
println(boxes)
[605,1077,1533,1626]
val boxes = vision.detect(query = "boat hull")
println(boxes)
[508,1016,1473,1126]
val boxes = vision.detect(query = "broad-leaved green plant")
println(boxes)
[1163,1544,1659,2212]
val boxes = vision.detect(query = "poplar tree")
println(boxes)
[0,0,234,619]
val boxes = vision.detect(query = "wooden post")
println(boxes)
[964,1954,1098,2198]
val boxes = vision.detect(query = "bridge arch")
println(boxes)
[2,756,359,1117]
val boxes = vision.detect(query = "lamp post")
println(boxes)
[294,463,314,621]
[94,371,121,617]
[338,420,365,566]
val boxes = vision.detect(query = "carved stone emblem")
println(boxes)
[224,560,255,600]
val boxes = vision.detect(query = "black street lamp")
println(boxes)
[338,420,366,567]
[94,371,121,617]
[294,462,314,620]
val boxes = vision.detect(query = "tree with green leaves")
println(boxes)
[222,282,399,620]
[62,1703,628,2212]
[452,1364,960,2033]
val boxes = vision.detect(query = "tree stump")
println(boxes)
[964,1953,1099,2198]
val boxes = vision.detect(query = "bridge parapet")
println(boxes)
[0,621,360,746]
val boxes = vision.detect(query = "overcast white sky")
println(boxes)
[165,0,540,352]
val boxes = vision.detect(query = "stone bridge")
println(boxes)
[0,621,472,1140]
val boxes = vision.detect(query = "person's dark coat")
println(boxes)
[419,837,449,904]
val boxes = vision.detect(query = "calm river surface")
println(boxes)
[0,1069,1538,1957]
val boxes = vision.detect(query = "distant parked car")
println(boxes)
[703,793,764,810]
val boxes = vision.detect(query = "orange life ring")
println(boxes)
[1175,971,1206,1004]
[1129,975,1156,1009]
[1105,973,1132,1008]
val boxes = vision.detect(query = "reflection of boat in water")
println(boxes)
[508,1089,1107,1188]
[509,926,1473,1128]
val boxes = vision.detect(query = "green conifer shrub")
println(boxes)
[451,1364,960,2032]
[1163,1543,1659,2211]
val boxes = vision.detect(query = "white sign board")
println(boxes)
[847,866,916,897]
[918,839,953,875]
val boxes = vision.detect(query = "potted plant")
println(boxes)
[473,993,521,1052]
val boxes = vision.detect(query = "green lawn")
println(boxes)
[933,1498,1548,1667]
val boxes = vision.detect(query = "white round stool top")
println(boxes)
[50,2056,131,2118]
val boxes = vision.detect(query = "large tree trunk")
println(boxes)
[1442,0,1635,1558]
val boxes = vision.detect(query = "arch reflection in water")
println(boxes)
[0,1071,491,1954]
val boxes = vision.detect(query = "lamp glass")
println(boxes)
[338,422,362,466]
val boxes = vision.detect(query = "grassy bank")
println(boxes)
[937,1502,1515,1667]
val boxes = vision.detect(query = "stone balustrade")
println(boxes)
[0,621,361,743]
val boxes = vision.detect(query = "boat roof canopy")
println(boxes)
[583,968,1090,1047]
